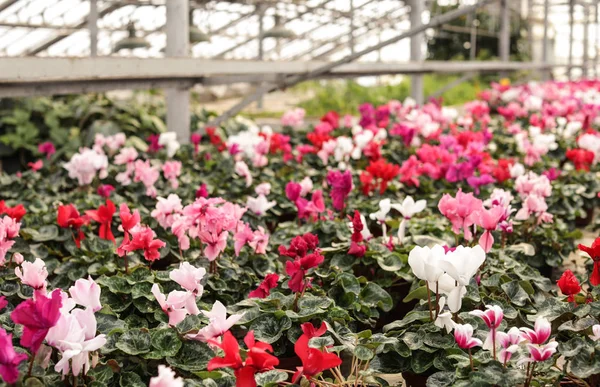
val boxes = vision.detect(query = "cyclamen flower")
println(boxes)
[28,160,43,171]
[11,289,62,354]
[248,274,279,299]
[152,194,183,229]
[520,317,552,345]
[434,297,456,333]
[454,324,482,349]
[556,270,581,302]
[150,365,184,387]
[578,237,600,286]
[476,206,505,253]
[117,203,140,257]
[370,199,392,240]
[196,184,209,198]
[187,301,244,342]
[292,322,342,383]
[255,183,271,196]
[151,284,199,327]
[438,189,483,241]
[470,305,503,352]
[169,262,206,295]
[120,226,166,262]
[69,277,102,312]
[391,196,426,242]
[97,184,115,198]
[15,258,48,294]
[249,227,269,255]
[497,327,523,364]
[86,199,116,243]
[158,132,181,158]
[208,330,278,387]
[0,202,26,222]
[63,148,108,186]
[246,195,276,217]
[235,161,252,187]
[360,158,400,195]
[326,170,353,211]
[162,161,182,189]
[57,204,88,248]
[286,252,324,293]
[525,342,559,362]
[589,324,600,341]
[0,328,28,384]
[38,141,56,159]
[134,160,160,197]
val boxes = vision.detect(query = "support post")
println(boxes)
[89,0,98,57]
[569,0,574,80]
[584,4,590,78]
[409,0,424,105]
[468,13,478,60]
[499,0,510,66]
[257,4,266,109]
[595,1,599,77]
[526,0,532,58]
[542,0,550,80]
[165,0,190,141]
[349,0,355,54]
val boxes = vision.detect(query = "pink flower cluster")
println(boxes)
[0,215,20,266]
[514,171,553,225]
[170,197,269,260]
[63,148,108,186]
[281,108,306,128]
[285,178,326,221]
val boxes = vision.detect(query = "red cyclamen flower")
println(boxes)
[578,237,600,286]
[57,204,89,248]
[207,331,279,387]
[292,322,342,383]
[86,199,116,243]
[360,159,400,195]
[248,274,279,299]
[556,270,581,302]
[10,289,62,354]
[120,226,166,262]
[0,201,26,222]
[566,149,595,171]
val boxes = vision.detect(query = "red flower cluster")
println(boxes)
[280,233,323,293]
[321,111,340,129]
[359,158,400,195]
[492,158,514,183]
[556,270,581,302]
[0,201,26,222]
[566,149,595,171]
[207,331,279,387]
[86,199,116,243]
[578,237,600,286]
[348,210,366,257]
[206,127,227,152]
[248,273,279,299]
[292,322,342,383]
[57,204,89,248]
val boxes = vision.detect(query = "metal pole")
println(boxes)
[499,0,510,62]
[257,4,265,109]
[468,13,478,60]
[595,0,599,77]
[569,0,574,80]
[584,3,590,78]
[409,0,424,105]
[542,0,550,80]
[89,0,98,57]
[526,0,532,58]
[350,0,355,54]
[206,0,499,127]
[165,0,190,141]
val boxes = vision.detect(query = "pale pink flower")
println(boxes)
[497,327,523,364]
[233,223,254,257]
[255,183,271,196]
[114,147,138,165]
[249,227,269,255]
[151,284,199,326]
[234,161,252,187]
[12,252,24,265]
[134,160,160,197]
[152,194,183,229]
[186,301,244,342]
[69,276,102,312]
[199,231,228,261]
[150,365,184,387]
[63,148,108,186]
[281,108,305,128]
[589,324,600,341]
[15,258,48,292]
[162,161,182,189]
[470,305,503,350]
[299,177,313,197]
[246,195,276,217]
[169,262,206,296]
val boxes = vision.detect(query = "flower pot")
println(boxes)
[574,206,595,228]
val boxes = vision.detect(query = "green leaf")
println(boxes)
[255,370,289,386]
[558,316,598,332]
[403,285,428,302]
[150,328,183,357]
[250,314,292,344]
[501,281,529,307]
[167,341,213,372]
[426,371,456,387]
[371,352,411,373]
[360,282,393,312]
[411,350,434,374]
[570,351,600,378]
[309,336,334,349]
[354,345,374,361]
[115,329,151,355]
[119,372,145,387]
[335,273,360,294]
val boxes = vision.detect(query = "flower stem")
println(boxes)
[434,281,440,319]
[468,348,474,371]
[27,354,35,377]
[525,363,537,387]
[426,284,434,321]
[492,328,496,361]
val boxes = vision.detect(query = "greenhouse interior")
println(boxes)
[3,0,600,386]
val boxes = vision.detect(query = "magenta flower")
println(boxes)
[470,304,504,357]
[467,174,495,195]
[97,184,115,198]
[10,289,62,354]
[147,134,163,153]
[525,342,558,362]
[190,133,202,154]
[438,189,483,241]
[196,184,208,199]
[520,317,552,345]
[326,170,353,211]
[0,328,28,384]
[454,323,482,349]
[38,142,56,159]
[497,327,523,364]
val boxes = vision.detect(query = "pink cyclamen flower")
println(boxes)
[589,324,600,341]
[470,305,504,351]
[249,226,269,255]
[38,142,56,159]
[438,189,483,241]
[497,327,523,364]
[255,183,271,196]
[15,258,48,293]
[10,289,62,354]
[454,323,482,349]
[69,276,102,312]
[326,170,353,211]
[28,160,43,171]
[526,342,558,362]
[152,194,183,229]
[233,223,254,257]
[0,296,7,311]
[151,284,198,326]
[196,184,208,198]
[12,253,24,265]
[190,133,202,154]
[150,365,184,387]
[199,231,228,261]
[477,206,505,253]
[234,161,252,187]
[169,262,206,296]
[162,161,182,189]
[133,159,160,197]
[246,195,276,217]
[97,184,115,198]
[0,328,28,384]
[186,301,244,342]
[520,316,552,345]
